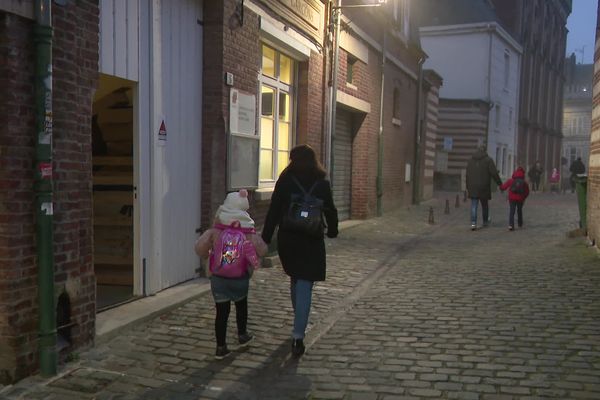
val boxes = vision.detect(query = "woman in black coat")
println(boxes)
[261,144,338,357]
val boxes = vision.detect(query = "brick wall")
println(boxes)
[0,1,98,383]
[336,11,422,216]
[202,0,259,229]
[203,1,326,228]
[0,11,35,384]
[587,1,600,244]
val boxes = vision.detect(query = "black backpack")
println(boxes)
[510,177,525,194]
[281,176,324,237]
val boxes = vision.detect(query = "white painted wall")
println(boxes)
[148,0,203,293]
[100,0,203,295]
[421,23,521,179]
[421,33,489,99]
[99,0,139,81]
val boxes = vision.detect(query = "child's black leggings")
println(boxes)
[215,297,248,347]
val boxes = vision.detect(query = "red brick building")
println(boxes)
[587,1,600,245]
[0,0,98,382]
[0,0,425,382]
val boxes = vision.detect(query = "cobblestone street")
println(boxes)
[2,192,599,400]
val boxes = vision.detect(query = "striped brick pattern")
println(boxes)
[437,99,489,176]
[587,2,600,244]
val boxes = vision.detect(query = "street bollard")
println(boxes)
[445,199,450,214]
[428,206,434,224]
[463,190,467,202]
[455,194,460,208]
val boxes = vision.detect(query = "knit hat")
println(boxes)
[215,189,255,228]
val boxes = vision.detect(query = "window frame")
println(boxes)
[258,44,297,187]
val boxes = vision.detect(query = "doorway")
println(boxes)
[92,74,137,310]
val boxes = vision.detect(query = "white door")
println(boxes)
[149,0,203,292]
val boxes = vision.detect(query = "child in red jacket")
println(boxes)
[499,167,530,231]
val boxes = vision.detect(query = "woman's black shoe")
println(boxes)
[291,339,305,357]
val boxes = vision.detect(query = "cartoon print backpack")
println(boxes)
[209,222,257,278]
[510,177,526,194]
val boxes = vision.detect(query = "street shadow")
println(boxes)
[135,338,312,400]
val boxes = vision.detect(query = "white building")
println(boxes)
[562,55,593,170]
[420,19,522,181]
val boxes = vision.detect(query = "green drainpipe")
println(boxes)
[34,0,57,377]
[376,31,386,216]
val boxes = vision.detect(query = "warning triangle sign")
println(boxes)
[158,120,167,142]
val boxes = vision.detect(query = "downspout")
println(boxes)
[376,30,386,216]
[329,0,342,184]
[412,57,425,205]
[486,23,493,151]
[34,0,57,376]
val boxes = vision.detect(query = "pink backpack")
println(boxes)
[209,222,258,278]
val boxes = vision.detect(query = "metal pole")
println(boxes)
[34,0,57,377]
[412,59,424,205]
[329,0,341,186]
[376,31,386,216]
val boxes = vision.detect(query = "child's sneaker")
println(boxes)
[238,332,254,347]
[470,224,477,231]
[508,225,514,231]
[215,345,231,360]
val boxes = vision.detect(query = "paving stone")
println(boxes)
[10,194,600,400]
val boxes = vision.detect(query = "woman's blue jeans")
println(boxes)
[470,198,489,225]
[290,278,314,339]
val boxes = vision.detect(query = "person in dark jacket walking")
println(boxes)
[261,144,338,358]
[466,145,502,230]
[499,167,530,231]
[527,161,543,192]
[569,157,586,193]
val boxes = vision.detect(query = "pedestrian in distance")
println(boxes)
[261,144,339,358]
[499,166,530,231]
[194,189,268,360]
[528,161,543,192]
[569,157,586,193]
[549,167,560,193]
[466,145,503,230]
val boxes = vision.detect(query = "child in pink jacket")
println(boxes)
[499,167,530,231]
[194,190,267,359]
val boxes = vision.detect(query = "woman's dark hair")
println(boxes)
[285,144,327,179]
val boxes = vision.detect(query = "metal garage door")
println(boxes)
[333,109,353,221]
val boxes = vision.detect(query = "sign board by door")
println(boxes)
[228,88,259,190]
[229,89,256,136]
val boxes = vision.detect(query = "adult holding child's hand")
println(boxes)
[261,144,338,358]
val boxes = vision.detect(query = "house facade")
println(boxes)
[587,2,600,246]
[418,16,522,189]
[0,0,425,383]
[562,54,593,172]
[492,0,571,185]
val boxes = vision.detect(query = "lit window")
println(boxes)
[259,44,295,183]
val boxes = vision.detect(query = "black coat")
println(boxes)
[466,149,502,200]
[261,171,338,282]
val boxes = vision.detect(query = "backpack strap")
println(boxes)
[213,222,256,234]
[291,175,320,196]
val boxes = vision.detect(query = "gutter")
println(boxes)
[34,0,58,377]
[412,56,426,205]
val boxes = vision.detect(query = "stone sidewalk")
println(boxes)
[2,191,599,400]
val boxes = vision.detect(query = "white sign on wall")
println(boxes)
[229,89,256,136]
[443,136,453,151]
